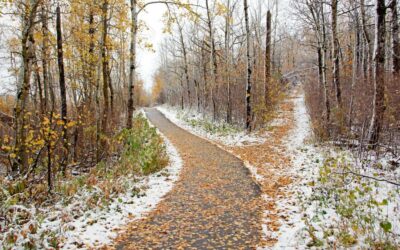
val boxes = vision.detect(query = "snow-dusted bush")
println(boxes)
[118,114,168,175]
[0,114,172,249]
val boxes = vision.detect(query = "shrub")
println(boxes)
[118,114,169,175]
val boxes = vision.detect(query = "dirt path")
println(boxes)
[115,109,262,249]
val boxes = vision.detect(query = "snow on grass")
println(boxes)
[254,90,324,249]
[0,119,183,250]
[157,93,399,248]
[157,105,267,147]
[61,133,182,249]
[270,90,400,249]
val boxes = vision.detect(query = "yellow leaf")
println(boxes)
[67,121,77,128]
[43,117,50,125]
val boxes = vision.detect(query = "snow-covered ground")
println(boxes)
[62,133,182,249]
[158,106,267,147]
[0,123,183,249]
[269,91,400,248]
[157,95,318,248]
[267,90,324,249]
[157,89,400,249]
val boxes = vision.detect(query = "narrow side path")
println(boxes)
[115,109,262,249]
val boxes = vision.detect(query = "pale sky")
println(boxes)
[137,3,167,91]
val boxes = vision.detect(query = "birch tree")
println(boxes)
[244,0,252,130]
[331,0,342,108]
[14,0,42,173]
[368,0,387,145]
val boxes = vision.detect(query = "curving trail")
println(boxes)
[115,108,262,249]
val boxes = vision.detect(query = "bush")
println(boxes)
[179,113,240,136]
[118,114,168,175]
[0,113,171,249]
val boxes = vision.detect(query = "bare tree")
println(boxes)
[206,0,218,121]
[265,10,272,106]
[127,0,137,128]
[368,0,387,145]
[14,0,42,173]
[101,0,110,132]
[389,0,400,75]
[331,0,342,108]
[244,0,252,130]
[56,4,68,174]
[360,0,373,78]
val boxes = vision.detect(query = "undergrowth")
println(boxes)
[303,153,400,249]
[0,114,169,249]
[178,112,241,136]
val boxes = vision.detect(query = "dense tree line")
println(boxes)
[155,0,288,130]
[0,0,399,193]
[293,0,399,147]
[157,0,399,147]
[0,0,185,191]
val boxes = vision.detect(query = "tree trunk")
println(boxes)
[331,0,342,108]
[101,0,110,132]
[180,78,184,110]
[86,8,96,107]
[244,0,252,131]
[225,0,232,123]
[348,0,360,128]
[195,80,200,112]
[368,0,387,146]
[29,34,44,114]
[390,0,400,75]
[308,1,330,124]
[177,19,191,109]
[127,0,137,128]
[265,10,272,106]
[360,0,373,79]
[41,5,49,112]
[14,37,32,173]
[47,111,53,193]
[206,0,218,121]
[56,5,68,174]
[34,62,44,113]
[109,70,114,115]
[14,0,41,174]
[321,2,331,124]
[201,41,208,114]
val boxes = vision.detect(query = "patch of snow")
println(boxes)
[157,105,267,147]
[62,133,182,249]
[269,89,400,248]
[263,89,325,249]
[243,161,265,183]
[0,123,183,250]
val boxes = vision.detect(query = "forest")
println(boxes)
[0,0,399,249]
